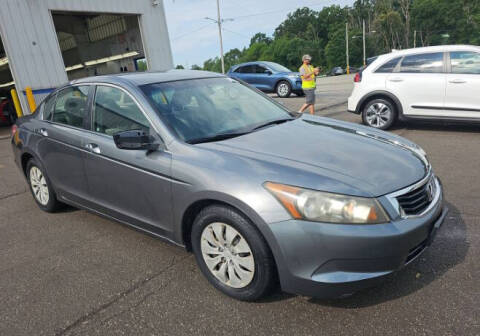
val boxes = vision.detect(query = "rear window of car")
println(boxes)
[375,57,401,73]
[399,52,444,73]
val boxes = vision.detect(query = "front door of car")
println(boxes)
[445,51,480,118]
[35,85,92,204]
[386,52,446,116]
[253,64,273,91]
[82,85,173,235]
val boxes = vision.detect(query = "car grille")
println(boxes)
[396,177,436,216]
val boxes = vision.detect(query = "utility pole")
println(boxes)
[362,20,366,67]
[413,30,417,48]
[205,0,233,74]
[216,0,225,74]
[346,22,350,74]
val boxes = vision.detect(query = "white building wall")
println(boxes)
[0,0,173,113]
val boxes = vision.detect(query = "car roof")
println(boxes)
[377,44,480,60]
[229,61,280,69]
[71,70,224,87]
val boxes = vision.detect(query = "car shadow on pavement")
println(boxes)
[307,201,469,308]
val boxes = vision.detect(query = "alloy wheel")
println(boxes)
[200,222,255,288]
[365,102,392,128]
[277,83,289,97]
[30,166,49,206]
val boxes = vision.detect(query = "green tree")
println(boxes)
[175,65,185,69]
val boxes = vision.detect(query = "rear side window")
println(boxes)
[238,65,254,74]
[52,86,89,128]
[400,53,444,73]
[450,51,480,74]
[375,57,401,73]
[93,86,150,136]
[43,93,56,121]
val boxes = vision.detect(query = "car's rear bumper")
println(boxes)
[266,187,446,298]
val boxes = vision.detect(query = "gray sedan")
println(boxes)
[11,70,447,301]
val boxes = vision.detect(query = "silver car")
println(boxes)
[11,71,447,301]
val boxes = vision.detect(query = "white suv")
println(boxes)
[348,45,480,129]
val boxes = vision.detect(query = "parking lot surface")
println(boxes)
[0,75,479,336]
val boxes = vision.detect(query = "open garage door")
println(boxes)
[52,12,147,80]
[0,34,17,136]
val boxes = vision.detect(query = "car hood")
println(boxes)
[201,115,428,197]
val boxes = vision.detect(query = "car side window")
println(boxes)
[255,65,268,74]
[52,86,89,128]
[240,65,254,74]
[450,51,480,74]
[43,93,56,121]
[234,66,243,73]
[375,57,401,73]
[93,86,150,136]
[399,53,444,73]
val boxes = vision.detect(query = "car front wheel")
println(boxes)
[191,205,276,301]
[362,98,397,130]
[276,80,291,98]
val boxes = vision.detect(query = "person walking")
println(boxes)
[298,54,320,115]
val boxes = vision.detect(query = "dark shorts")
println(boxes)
[303,89,316,104]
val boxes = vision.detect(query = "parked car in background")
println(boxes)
[227,61,303,98]
[328,67,344,76]
[12,70,446,301]
[349,67,360,74]
[349,45,480,129]
[0,97,16,125]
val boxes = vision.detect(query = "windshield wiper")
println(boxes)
[250,118,294,131]
[187,131,250,144]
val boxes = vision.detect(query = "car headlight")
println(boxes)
[264,182,389,224]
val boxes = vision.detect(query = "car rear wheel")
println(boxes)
[26,159,62,212]
[276,80,291,98]
[362,98,397,130]
[191,205,276,301]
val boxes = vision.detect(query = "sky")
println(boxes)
[163,0,354,68]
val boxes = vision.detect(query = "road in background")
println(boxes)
[0,75,479,336]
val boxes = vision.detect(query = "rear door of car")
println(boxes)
[444,50,480,118]
[35,85,93,204]
[82,84,173,235]
[386,52,447,116]
[235,65,257,86]
[253,64,274,91]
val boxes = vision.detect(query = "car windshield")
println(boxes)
[265,62,291,73]
[141,77,293,143]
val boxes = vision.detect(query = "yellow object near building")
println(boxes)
[25,86,37,113]
[10,89,23,118]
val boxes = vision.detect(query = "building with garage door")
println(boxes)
[0,0,173,114]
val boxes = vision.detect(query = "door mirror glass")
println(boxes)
[113,129,159,151]
[264,69,272,75]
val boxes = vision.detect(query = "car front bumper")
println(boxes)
[266,179,446,298]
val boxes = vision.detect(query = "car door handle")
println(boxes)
[449,79,467,84]
[85,143,101,154]
[36,128,48,137]
[389,78,404,82]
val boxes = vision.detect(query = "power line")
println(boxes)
[172,23,214,41]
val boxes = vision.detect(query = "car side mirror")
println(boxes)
[264,70,272,75]
[113,130,160,151]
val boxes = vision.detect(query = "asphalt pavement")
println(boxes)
[0,75,479,336]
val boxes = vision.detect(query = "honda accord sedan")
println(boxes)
[11,70,447,301]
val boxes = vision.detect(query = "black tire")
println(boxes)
[26,158,62,212]
[361,98,397,130]
[191,205,276,301]
[276,80,292,98]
